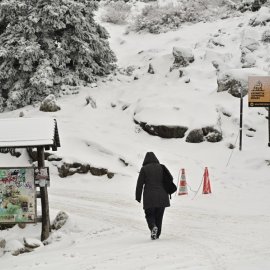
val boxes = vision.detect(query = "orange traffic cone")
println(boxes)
[202,167,212,194]
[178,168,188,195]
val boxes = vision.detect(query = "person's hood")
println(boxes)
[143,152,159,166]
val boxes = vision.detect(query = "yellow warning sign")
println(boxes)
[248,76,270,107]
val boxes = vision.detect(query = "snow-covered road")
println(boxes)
[3,171,269,270]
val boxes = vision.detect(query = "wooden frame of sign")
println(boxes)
[0,118,60,241]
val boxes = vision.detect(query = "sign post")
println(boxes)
[37,146,50,241]
[268,107,270,147]
[248,76,270,147]
[239,91,243,151]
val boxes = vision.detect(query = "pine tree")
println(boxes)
[0,0,116,110]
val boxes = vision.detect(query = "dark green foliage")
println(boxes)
[238,0,267,12]
[0,0,116,110]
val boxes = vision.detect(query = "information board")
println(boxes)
[0,168,36,224]
[248,76,270,107]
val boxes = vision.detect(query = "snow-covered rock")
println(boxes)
[203,127,223,142]
[4,240,25,256]
[52,211,69,230]
[135,120,188,138]
[23,238,43,249]
[261,29,270,42]
[57,162,114,178]
[134,102,219,139]
[85,96,97,108]
[241,51,256,68]
[186,127,223,143]
[172,47,194,69]
[204,50,233,64]
[148,63,155,74]
[39,94,61,112]
[185,128,204,143]
[249,6,270,26]
[217,68,267,97]
[0,238,6,249]
[240,29,260,52]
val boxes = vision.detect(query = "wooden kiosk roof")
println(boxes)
[0,118,60,150]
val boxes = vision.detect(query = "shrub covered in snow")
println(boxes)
[132,2,201,33]
[238,0,267,12]
[132,0,238,33]
[101,1,132,24]
[0,0,116,111]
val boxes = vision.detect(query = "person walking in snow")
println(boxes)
[135,152,171,240]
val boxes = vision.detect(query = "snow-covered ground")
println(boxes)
[1,4,270,270]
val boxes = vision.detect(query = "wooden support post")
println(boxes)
[37,146,50,241]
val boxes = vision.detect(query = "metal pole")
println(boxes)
[239,93,243,151]
[37,146,50,241]
[268,106,270,147]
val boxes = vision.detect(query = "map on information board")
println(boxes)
[0,168,36,224]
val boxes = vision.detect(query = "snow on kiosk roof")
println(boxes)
[0,118,60,150]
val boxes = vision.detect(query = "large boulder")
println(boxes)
[134,103,219,139]
[133,106,189,138]
[136,120,188,138]
[249,6,270,26]
[40,94,61,112]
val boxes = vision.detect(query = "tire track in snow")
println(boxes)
[50,190,230,269]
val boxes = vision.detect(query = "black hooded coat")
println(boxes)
[136,152,170,209]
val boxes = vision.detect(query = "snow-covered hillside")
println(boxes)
[1,3,270,270]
